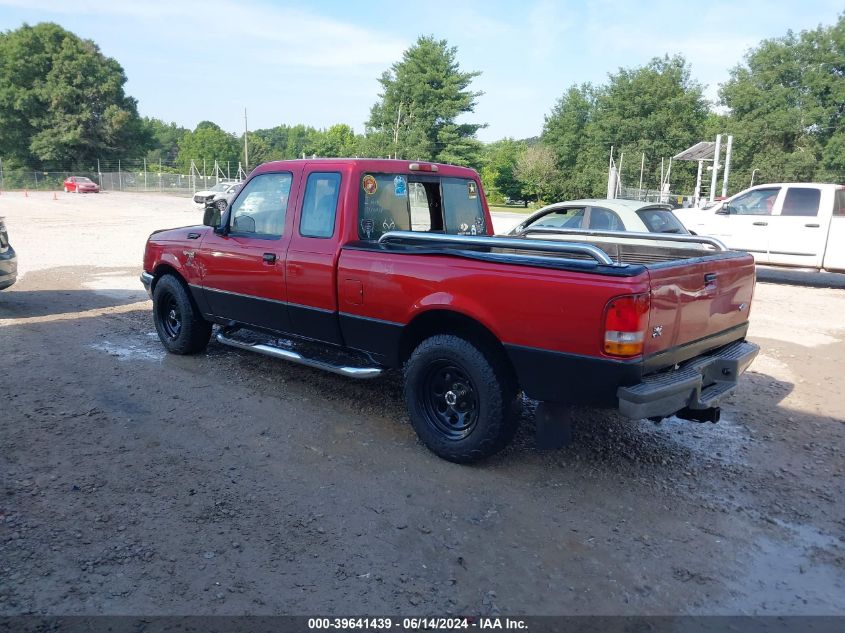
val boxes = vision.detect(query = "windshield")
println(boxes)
[636,208,688,234]
[209,182,231,192]
[76,177,93,184]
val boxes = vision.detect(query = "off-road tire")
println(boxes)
[404,334,518,463]
[152,275,212,354]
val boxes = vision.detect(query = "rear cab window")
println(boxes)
[636,208,687,233]
[358,172,485,240]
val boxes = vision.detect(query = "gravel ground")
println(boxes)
[0,191,843,615]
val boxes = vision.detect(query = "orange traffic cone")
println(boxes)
[53,191,58,200]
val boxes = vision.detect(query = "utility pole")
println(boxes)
[393,104,402,160]
[638,153,645,199]
[244,108,249,173]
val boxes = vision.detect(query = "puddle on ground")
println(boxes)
[716,520,845,614]
[82,271,147,301]
[634,412,752,468]
[90,340,164,362]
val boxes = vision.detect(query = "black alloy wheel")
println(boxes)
[419,361,479,440]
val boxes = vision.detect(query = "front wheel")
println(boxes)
[403,335,518,463]
[152,275,212,354]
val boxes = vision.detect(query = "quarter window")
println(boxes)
[229,172,292,237]
[300,172,341,238]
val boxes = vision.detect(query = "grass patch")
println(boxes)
[488,204,537,215]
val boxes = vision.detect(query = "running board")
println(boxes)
[215,332,384,379]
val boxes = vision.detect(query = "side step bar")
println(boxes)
[215,332,384,379]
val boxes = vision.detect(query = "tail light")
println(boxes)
[602,293,650,357]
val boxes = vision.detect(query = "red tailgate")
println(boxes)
[644,254,755,358]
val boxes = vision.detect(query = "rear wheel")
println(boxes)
[152,275,212,354]
[404,335,518,463]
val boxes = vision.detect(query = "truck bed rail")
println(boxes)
[515,227,728,251]
[378,231,617,266]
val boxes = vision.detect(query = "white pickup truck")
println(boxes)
[675,183,845,271]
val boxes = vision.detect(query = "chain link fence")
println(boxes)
[618,186,697,209]
[0,160,242,197]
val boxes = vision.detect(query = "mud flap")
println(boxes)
[535,402,572,450]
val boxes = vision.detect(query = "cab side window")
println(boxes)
[300,172,341,238]
[587,208,624,231]
[230,172,292,237]
[729,187,780,216]
[781,188,821,217]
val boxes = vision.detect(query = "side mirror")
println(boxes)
[716,204,732,215]
[202,205,220,227]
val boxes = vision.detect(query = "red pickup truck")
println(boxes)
[142,159,759,462]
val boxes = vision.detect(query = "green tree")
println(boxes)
[144,118,188,165]
[720,14,845,186]
[514,145,559,203]
[480,138,527,204]
[365,36,485,166]
[542,55,708,198]
[0,22,150,168]
[176,122,239,173]
[541,84,594,198]
[310,124,359,157]
[242,131,272,168]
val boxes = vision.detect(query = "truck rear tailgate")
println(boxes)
[643,253,755,367]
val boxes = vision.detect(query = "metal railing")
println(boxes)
[514,227,728,251]
[377,230,617,265]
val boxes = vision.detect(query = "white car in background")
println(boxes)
[674,183,845,271]
[192,181,241,206]
[508,198,691,236]
[506,198,715,259]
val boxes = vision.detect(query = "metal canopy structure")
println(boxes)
[673,136,734,204]
[673,141,717,162]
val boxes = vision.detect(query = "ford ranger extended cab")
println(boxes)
[142,159,759,462]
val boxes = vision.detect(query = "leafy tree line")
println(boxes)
[483,14,845,203]
[2,18,843,200]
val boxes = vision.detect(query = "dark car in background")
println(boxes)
[0,217,18,290]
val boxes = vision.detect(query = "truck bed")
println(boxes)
[375,229,736,269]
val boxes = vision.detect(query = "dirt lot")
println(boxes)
[1,191,843,615]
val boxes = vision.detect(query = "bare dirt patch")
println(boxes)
[1,192,843,615]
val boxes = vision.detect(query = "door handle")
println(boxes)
[805,223,820,228]
[262,252,277,264]
[187,232,201,239]
[704,272,717,284]
[752,221,768,226]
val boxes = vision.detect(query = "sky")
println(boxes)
[0,0,842,143]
